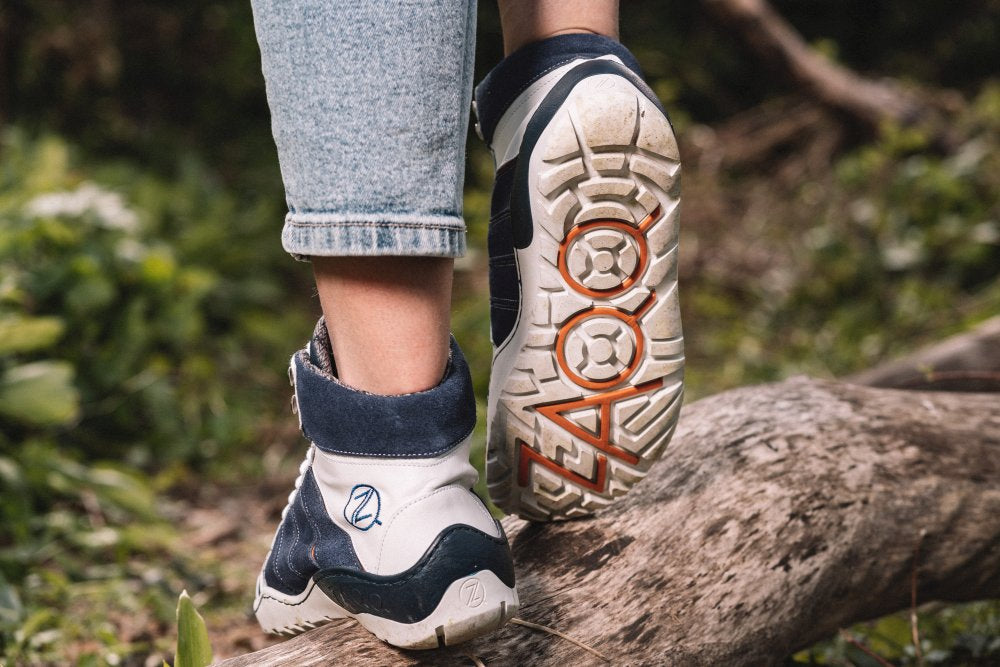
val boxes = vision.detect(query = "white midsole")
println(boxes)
[254,574,348,635]
[255,569,518,649]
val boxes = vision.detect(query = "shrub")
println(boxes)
[0,128,309,661]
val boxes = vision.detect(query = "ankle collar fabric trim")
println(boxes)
[473,33,643,146]
[293,333,477,458]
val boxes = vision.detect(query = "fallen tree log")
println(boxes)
[847,316,1000,391]
[218,374,1000,666]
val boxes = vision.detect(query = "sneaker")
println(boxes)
[474,35,684,520]
[254,320,519,648]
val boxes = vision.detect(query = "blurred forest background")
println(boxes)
[1,0,999,664]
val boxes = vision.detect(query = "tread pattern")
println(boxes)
[489,81,684,521]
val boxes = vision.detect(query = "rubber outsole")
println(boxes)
[487,73,684,521]
[254,575,346,637]
[255,569,518,649]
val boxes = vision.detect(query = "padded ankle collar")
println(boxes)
[292,326,476,458]
[474,33,643,146]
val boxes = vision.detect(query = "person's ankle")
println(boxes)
[312,256,454,395]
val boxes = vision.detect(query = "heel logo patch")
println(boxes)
[460,578,485,608]
[344,484,382,531]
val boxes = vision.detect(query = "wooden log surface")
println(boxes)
[218,375,1000,666]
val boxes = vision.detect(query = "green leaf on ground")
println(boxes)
[175,590,212,667]
[0,316,64,355]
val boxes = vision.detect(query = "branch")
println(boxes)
[217,378,1000,666]
[702,0,927,130]
[847,316,1000,391]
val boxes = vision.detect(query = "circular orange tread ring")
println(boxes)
[554,304,647,391]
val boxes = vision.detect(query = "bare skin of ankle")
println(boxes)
[312,257,453,395]
[309,2,619,394]
[498,0,620,55]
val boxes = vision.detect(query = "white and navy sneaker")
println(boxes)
[254,320,518,648]
[474,35,684,520]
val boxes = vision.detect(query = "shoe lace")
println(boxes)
[281,446,315,521]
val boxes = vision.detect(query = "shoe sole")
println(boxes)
[487,70,684,521]
[255,570,518,649]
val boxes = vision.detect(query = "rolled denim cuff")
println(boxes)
[281,212,467,260]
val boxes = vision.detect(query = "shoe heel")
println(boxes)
[366,570,519,649]
[315,524,518,648]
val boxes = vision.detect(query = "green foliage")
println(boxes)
[791,601,1000,665]
[684,86,1000,396]
[0,128,311,663]
[0,128,309,465]
[0,361,79,426]
[0,572,23,633]
[0,315,65,355]
[0,440,175,664]
[791,90,999,367]
[175,590,212,667]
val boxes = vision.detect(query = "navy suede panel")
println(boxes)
[490,158,517,219]
[474,33,643,145]
[294,334,476,458]
[315,523,514,624]
[264,468,361,596]
[488,159,520,346]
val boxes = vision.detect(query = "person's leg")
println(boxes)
[498,0,619,55]
[313,257,452,394]
[310,0,620,397]
[249,0,518,648]
[253,0,476,395]
[476,3,685,520]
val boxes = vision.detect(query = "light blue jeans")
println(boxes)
[250,0,477,259]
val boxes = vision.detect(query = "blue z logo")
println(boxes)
[344,484,382,531]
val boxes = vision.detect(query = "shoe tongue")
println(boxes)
[309,318,337,376]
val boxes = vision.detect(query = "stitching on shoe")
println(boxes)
[270,518,290,590]
[258,579,322,608]
[311,425,475,460]
[497,58,579,136]
[299,478,323,567]
[286,507,306,580]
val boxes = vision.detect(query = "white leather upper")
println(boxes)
[310,437,500,576]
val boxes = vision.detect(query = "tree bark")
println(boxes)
[702,0,926,130]
[217,376,1000,666]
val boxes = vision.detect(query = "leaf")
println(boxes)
[87,464,158,518]
[0,361,80,425]
[175,590,212,667]
[0,316,65,355]
[0,569,24,629]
